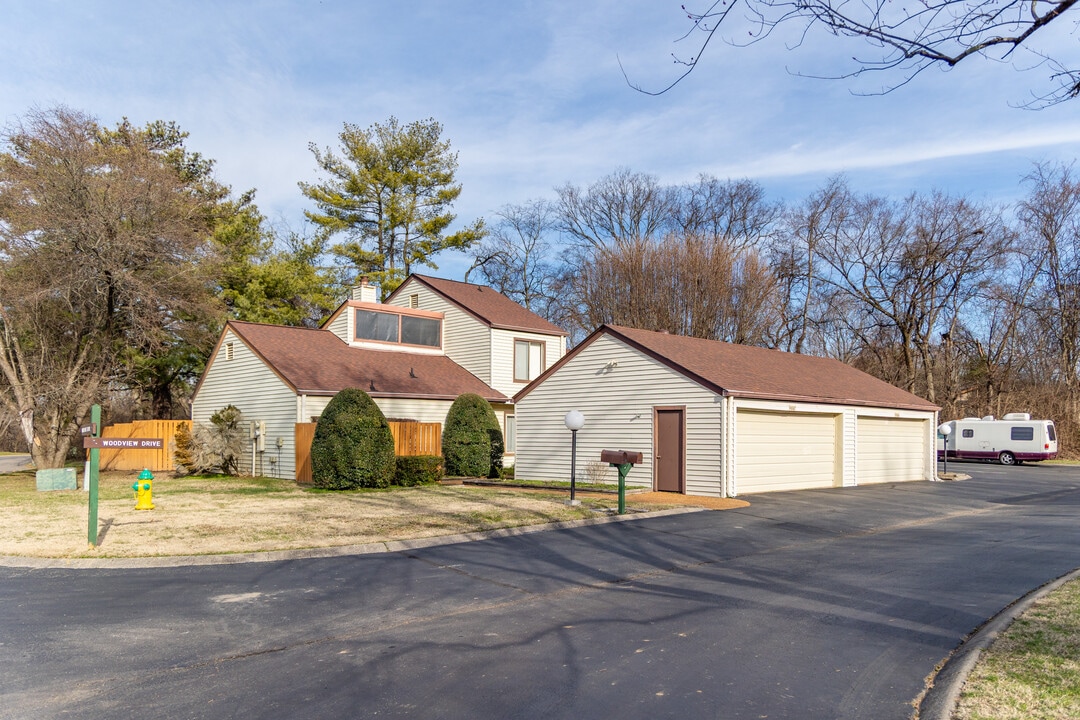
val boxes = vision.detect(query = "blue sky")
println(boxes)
[3,1,1079,279]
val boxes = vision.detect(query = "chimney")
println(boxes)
[351,276,378,304]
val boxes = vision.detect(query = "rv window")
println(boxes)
[1049,424,1057,441]
[962,429,973,438]
[1010,427,1034,441]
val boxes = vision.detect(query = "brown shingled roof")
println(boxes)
[391,275,568,336]
[515,324,937,411]
[219,321,508,402]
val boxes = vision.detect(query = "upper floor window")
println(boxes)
[514,339,545,382]
[355,309,441,348]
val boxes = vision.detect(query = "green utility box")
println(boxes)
[36,468,77,491]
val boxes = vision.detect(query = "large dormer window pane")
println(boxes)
[356,309,399,342]
[401,315,441,347]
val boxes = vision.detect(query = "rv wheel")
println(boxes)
[998,451,1016,466]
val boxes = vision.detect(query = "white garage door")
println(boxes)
[857,417,927,484]
[735,410,839,494]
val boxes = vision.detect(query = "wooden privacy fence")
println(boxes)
[99,420,190,471]
[294,421,441,484]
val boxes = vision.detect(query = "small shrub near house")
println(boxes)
[310,388,396,490]
[442,393,504,478]
[393,455,443,486]
[174,405,245,476]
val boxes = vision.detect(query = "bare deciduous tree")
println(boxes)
[634,0,1080,106]
[815,189,1010,402]
[1019,162,1080,427]
[0,107,222,467]
[466,199,560,317]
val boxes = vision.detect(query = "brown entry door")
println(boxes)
[655,408,685,493]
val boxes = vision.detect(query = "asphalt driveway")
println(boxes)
[3,462,1080,719]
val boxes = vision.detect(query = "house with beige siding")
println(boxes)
[191,275,564,479]
[383,274,569,459]
[513,325,939,497]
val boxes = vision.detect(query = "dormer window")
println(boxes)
[355,308,441,348]
[401,314,440,346]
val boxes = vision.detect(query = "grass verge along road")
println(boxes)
[953,577,1080,719]
[0,470,704,559]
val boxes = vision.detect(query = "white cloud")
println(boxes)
[1,0,1077,277]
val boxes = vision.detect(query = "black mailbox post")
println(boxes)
[601,450,643,514]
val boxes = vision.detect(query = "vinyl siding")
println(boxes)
[192,329,299,480]
[515,334,724,496]
[843,408,857,486]
[492,329,565,399]
[388,282,491,384]
[325,308,351,343]
[303,396,452,425]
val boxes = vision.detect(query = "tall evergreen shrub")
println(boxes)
[310,388,396,489]
[442,393,504,478]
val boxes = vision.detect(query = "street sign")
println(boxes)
[83,437,163,450]
[79,423,98,436]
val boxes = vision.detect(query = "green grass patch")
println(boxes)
[955,578,1080,719]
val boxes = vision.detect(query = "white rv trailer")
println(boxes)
[938,413,1058,465]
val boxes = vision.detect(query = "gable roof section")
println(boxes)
[390,274,568,336]
[210,321,508,402]
[515,324,938,411]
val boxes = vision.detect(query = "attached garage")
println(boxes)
[736,410,840,493]
[513,324,939,498]
[856,416,928,484]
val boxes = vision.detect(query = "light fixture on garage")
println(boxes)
[564,410,585,506]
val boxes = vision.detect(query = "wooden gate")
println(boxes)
[295,422,317,484]
[294,421,441,484]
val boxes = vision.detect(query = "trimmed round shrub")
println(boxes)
[393,455,443,486]
[442,393,504,478]
[310,388,396,490]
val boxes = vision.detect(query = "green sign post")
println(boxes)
[86,404,101,547]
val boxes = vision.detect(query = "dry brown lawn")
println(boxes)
[0,470,744,559]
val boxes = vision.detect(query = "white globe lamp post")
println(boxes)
[564,410,585,505]
[937,422,953,477]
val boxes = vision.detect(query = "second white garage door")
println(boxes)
[857,417,928,484]
[735,410,840,494]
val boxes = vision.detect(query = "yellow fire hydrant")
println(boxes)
[133,468,155,510]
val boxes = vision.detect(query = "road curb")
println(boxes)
[0,506,702,570]
[917,566,1080,719]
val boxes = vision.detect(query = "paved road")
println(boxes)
[0,454,32,474]
[3,463,1080,720]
